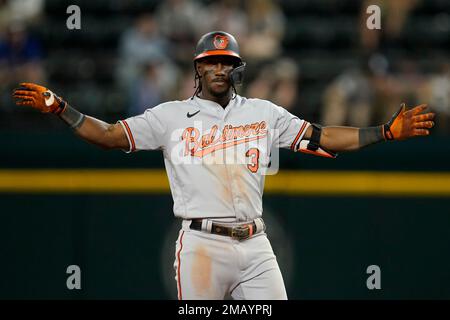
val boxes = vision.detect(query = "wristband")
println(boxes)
[358,126,385,148]
[59,105,86,129]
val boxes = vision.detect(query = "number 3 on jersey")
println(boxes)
[246,148,260,173]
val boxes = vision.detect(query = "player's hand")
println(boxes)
[383,103,435,140]
[12,83,67,114]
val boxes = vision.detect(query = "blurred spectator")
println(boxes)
[129,63,162,115]
[117,13,169,86]
[242,0,285,63]
[200,0,248,41]
[359,0,420,53]
[155,0,204,64]
[116,13,179,114]
[419,62,450,134]
[393,59,425,109]
[363,53,401,125]
[246,58,300,112]
[369,56,428,125]
[129,59,180,115]
[155,0,203,64]
[372,59,425,124]
[0,21,46,105]
[321,65,374,127]
[0,0,8,31]
[0,0,43,30]
[176,67,197,101]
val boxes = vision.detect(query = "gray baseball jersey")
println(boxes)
[119,95,310,221]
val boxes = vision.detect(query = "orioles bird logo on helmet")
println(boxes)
[213,35,229,50]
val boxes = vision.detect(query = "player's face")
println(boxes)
[197,56,237,97]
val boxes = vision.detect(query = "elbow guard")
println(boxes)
[298,123,337,158]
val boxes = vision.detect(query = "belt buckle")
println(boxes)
[231,225,250,240]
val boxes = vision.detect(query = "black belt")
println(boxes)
[190,219,259,241]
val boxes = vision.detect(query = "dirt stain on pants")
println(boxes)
[191,245,212,297]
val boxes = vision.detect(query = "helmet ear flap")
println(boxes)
[230,62,246,86]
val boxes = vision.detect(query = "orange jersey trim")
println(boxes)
[122,120,136,152]
[299,147,336,158]
[176,231,185,300]
[290,122,308,151]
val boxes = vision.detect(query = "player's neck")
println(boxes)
[199,91,232,109]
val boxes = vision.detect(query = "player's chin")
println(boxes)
[209,82,231,96]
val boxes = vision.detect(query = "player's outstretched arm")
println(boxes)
[12,83,129,150]
[303,103,435,153]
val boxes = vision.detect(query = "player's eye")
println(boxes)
[206,58,221,65]
[203,57,234,67]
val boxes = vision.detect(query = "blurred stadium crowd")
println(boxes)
[0,0,449,133]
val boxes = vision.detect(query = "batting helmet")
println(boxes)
[194,31,242,61]
[193,31,246,87]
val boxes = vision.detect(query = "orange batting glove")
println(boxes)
[383,103,435,141]
[12,82,67,115]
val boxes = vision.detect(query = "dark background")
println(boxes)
[1,0,449,299]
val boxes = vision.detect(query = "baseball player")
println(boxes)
[12,31,435,300]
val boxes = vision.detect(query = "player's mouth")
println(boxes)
[212,78,227,84]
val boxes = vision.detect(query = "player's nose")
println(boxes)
[214,62,228,75]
